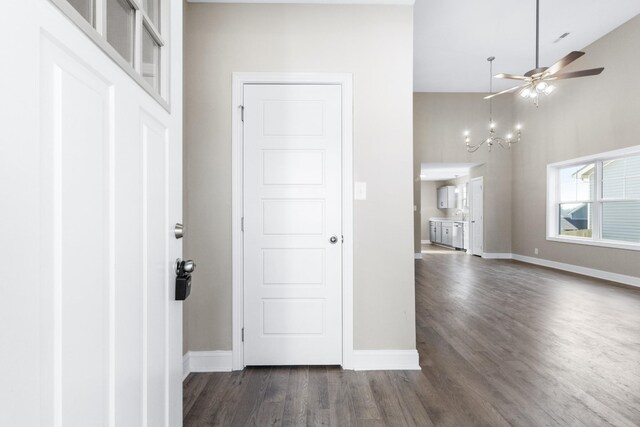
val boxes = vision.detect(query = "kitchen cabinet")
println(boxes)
[430,221,440,243]
[453,222,463,249]
[463,222,469,250]
[430,219,468,250]
[441,222,453,246]
[437,186,456,209]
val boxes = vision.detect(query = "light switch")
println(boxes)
[354,182,367,200]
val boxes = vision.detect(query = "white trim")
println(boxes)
[352,350,421,371]
[512,254,640,288]
[231,72,354,371]
[188,0,415,4]
[482,253,513,260]
[547,144,640,169]
[182,353,190,381]
[421,240,430,244]
[414,253,423,259]
[183,351,233,376]
[546,236,640,252]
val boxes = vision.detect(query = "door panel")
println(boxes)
[10,2,184,425]
[42,36,112,425]
[243,84,342,366]
[142,113,170,427]
[471,179,484,256]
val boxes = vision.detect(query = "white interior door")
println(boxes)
[470,177,484,256]
[0,1,183,425]
[243,84,342,366]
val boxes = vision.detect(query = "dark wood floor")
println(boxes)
[184,250,640,426]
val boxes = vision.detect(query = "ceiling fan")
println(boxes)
[485,0,604,105]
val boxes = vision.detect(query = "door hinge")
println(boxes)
[241,327,244,342]
[241,217,244,232]
[341,235,344,243]
[240,105,244,122]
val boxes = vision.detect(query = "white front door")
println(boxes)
[0,1,183,425]
[470,177,484,256]
[243,84,343,366]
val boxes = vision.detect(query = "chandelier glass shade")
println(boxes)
[517,79,555,107]
[465,57,522,153]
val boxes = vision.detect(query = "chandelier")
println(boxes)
[465,57,522,153]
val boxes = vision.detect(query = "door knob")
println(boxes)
[183,260,196,273]
[329,235,338,244]
[175,258,196,275]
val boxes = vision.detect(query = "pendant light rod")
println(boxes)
[488,56,494,122]
[535,0,540,69]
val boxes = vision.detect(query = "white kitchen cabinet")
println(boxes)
[429,221,439,243]
[452,222,463,249]
[437,186,456,209]
[441,222,453,246]
[463,222,469,250]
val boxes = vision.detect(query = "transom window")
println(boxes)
[547,146,640,251]
[52,0,167,105]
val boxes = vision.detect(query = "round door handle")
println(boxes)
[183,260,196,274]
[329,235,338,244]
[175,258,196,275]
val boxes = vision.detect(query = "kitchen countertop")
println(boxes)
[429,217,468,223]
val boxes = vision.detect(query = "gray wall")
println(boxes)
[184,3,416,353]
[511,14,640,276]
[414,93,514,254]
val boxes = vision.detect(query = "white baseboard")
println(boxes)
[183,350,233,380]
[183,353,190,381]
[352,350,421,371]
[421,240,430,244]
[512,254,640,288]
[482,253,513,259]
[183,349,420,376]
[414,253,423,259]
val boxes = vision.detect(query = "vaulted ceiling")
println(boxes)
[414,0,640,92]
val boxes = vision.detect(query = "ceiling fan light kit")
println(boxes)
[487,0,605,107]
[465,57,522,153]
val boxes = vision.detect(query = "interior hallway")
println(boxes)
[183,252,640,426]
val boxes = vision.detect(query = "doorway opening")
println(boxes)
[418,163,480,255]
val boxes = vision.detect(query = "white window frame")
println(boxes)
[49,0,170,110]
[547,145,640,252]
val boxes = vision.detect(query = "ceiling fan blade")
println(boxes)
[544,51,586,76]
[547,67,605,80]
[494,73,530,81]
[484,83,529,100]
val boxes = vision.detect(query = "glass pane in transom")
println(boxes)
[106,0,135,66]
[142,25,161,92]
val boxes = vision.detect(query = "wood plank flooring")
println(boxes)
[184,250,640,426]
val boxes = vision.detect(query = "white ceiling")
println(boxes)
[414,0,640,92]
[420,163,478,181]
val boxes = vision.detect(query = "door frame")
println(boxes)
[469,176,484,257]
[231,73,354,370]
